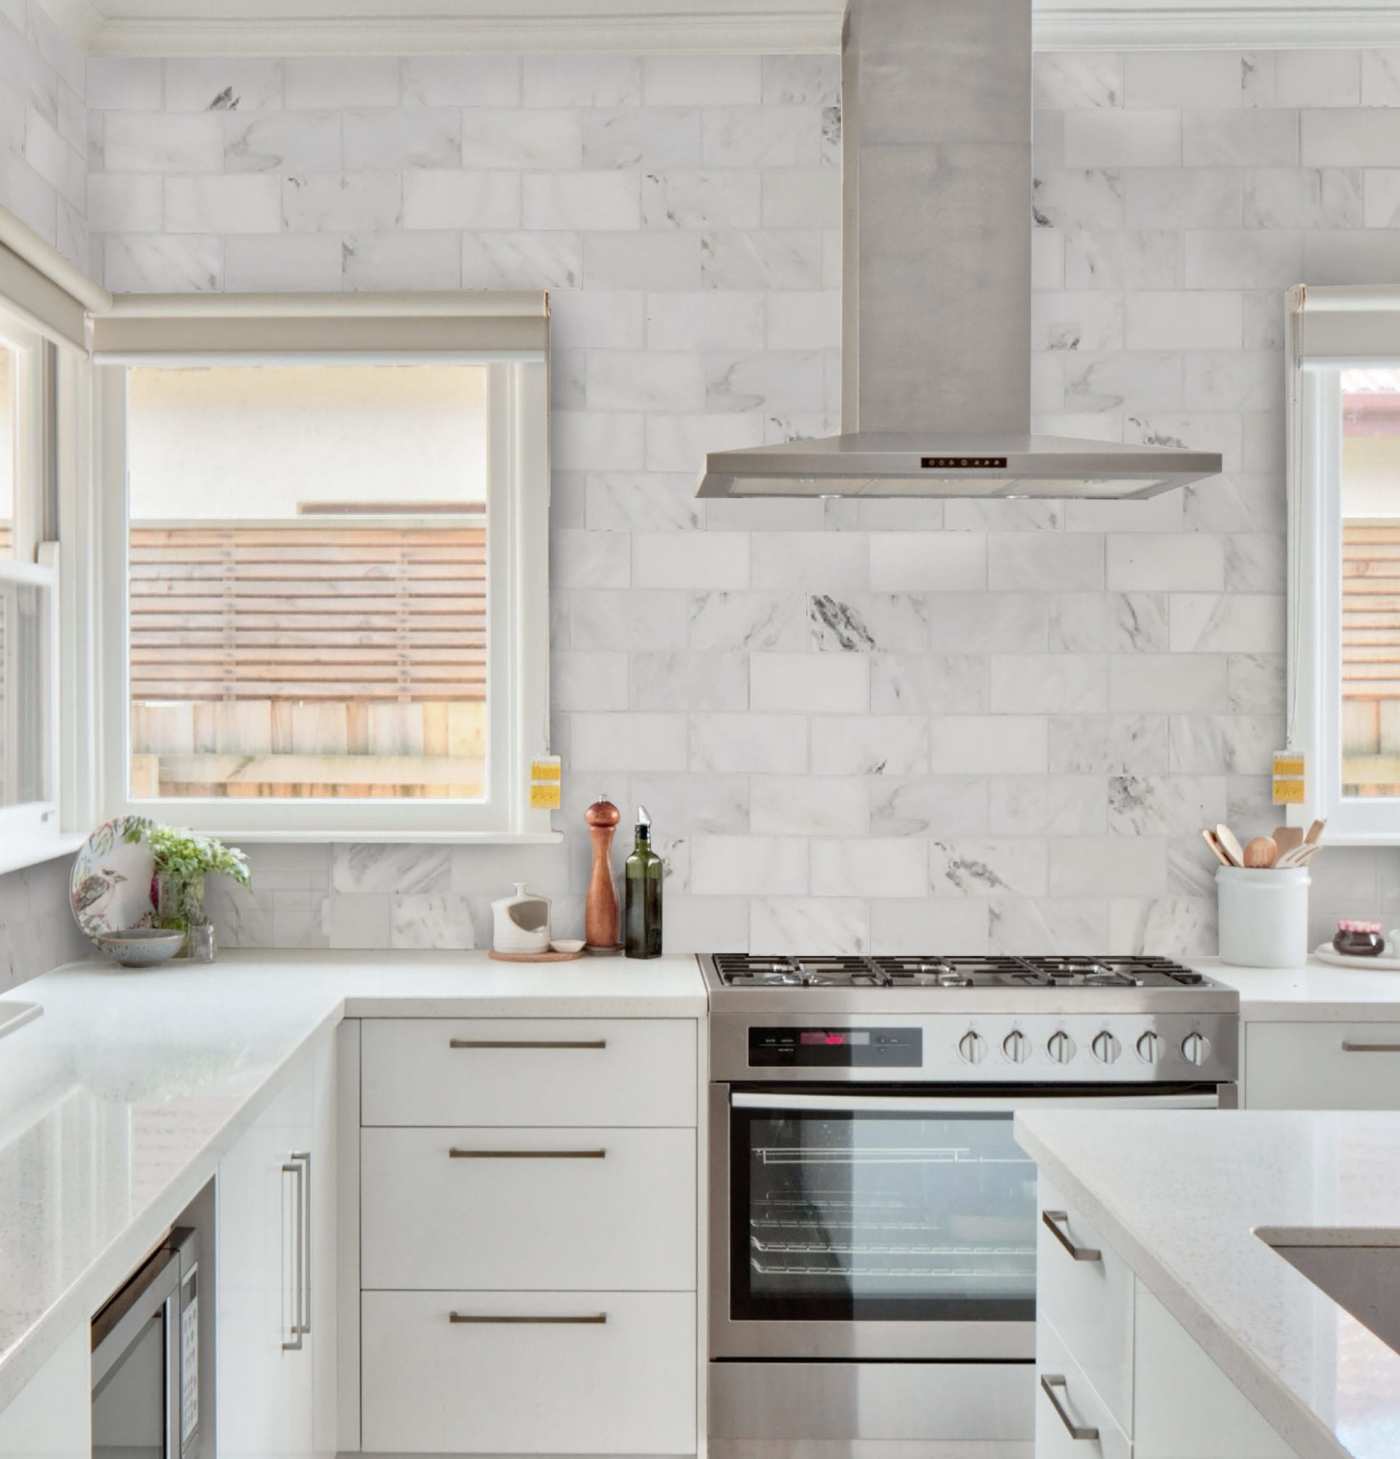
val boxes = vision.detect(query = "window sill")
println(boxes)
[0,831,88,878]
[198,830,565,847]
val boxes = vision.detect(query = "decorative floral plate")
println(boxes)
[70,817,157,942]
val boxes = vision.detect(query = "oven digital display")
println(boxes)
[749,1027,921,1068]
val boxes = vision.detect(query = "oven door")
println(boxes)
[710,1083,1222,1361]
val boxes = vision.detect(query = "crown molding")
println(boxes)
[36,0,1400,57]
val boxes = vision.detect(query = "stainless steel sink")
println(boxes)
[1258,1226,1400,1355]
[0,1000,41,1041]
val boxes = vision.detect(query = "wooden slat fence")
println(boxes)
[129,520,487,799]
[1343,520,1400,794]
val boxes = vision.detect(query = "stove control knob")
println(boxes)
[958,1031,987,1065]
[1091,1031,1121,1064]
[1181,1031,1211,1067]
[1136,1031,1161,1064]
[1002,1030,1031,1063]
[1047,1031,1076,1064]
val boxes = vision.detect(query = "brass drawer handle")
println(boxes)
[1041,1210,1102,1263]
[1040,1375,1099,1442]
[449,1039,608,1050]
[450,1312,607,1325]
[1341,1041,1400,1053]
[448,1148,607,1160]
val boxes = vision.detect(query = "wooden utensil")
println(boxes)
[584,796,623,954]
[1201,828,1231,867]
[1272,825,1304,856]
[1242,835,1279,868]
[1304,818,1326,846]
[1214,824,1245,867]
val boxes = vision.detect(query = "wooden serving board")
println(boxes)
[488,948,585,963]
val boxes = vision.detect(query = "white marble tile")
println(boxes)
[551,649,629,712]
[926,592,1049,652]
[1168,713,1282,774]
[1243,165,1362,227]
[989,895,1108,954]
[1122,165,1243,228]
[1107,773,1229,835]
[688,591,808,652]
[1060,351,1183,414]
[322,893,391,949]
[930,838,1049,898]
[761,167,839,229]
[1301,228,1400,285]
[521,169,638,230]
[569,711,688,772]
[1169,593,1284,653]
[693,834,807,896]
[564,588,687,651]
[869,653,986,714]
[1184,108,1300,165]
[390,894,477,949]
[989,653,1108,712]
[587,349,703,411]
[1109,895,1217,957]
[750,651,868,713]
[344,107,461,170]
[282,171,401,232]
[461,229,581,288]
[402,168,519,230]
[1184,228,1305,289]
[552,409,645,470]
[1035,52,1123,109]
[646,291,765,351]
[870,533,988,592]
[342,231,460,290]
[285,57,398,109]
[225,233,342,291]
[808,594,929,653]
[87,170,161,232]
[812,715,928,776]
[1048,712,1169,774]
[750,896,867,955]
[631,650,748,711]
[1304,107,1400,170]
[333,844,452,895]
[1064,109,1181,166]
[928,715,1047,775]
[1107,532,1225,591]
[1226,652,1285,714]
[989,533,1104,591]
[749,531,867,593]
[700,229,824,291]
[1032,168,1125,231]
[105,111,222,172]
[166,173,281,234]
[989,775,1108,835]
[1031,289,1125,353]
[1048,835,1166,896]
[87,57,162,110]
[703,105,823,167]
[586,230,703,291]
[579,106,701,169]
[704,348,825,412]
[1124,290,1243,349]
[553,527,630,589]
[1050,591,1170,653]
[524,55,640,108]
[690,711,806,773]
[403,55,521,107]
[868,776,988,837]
[585,471,701,531]
[641,168,760,229]
[812,837,927,898]
[871,897,989,954]
[165,59,283,113]
[646,54,760,106]
[1124,51,1244,109]
[1109,653,1228,712]
[224,109,340,173]
[105,233,221,291]
[762,55,839,107]
[751,775,867,835]
[632,530,748,590]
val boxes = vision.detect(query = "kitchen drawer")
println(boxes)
[361,1290,696,1454]
[1037,1319,1130,1459]
[1245,1021,1400,1110]
[361,1125,696,1290]
[361,1017,697,1127]
[1036,1175,1134,1433]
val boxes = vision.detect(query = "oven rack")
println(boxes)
[756,1146,1030,1166]
[751,1257,1032,1280]
[752,1237,1034,1259]
[752,1216,947,1236]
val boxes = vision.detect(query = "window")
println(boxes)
[1289,286,1400,843]
[94,297,552,841]
[0,311,60,859]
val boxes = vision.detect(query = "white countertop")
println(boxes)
[1198,956,1400,1020]
[1016,1108,1400,1459]
[0,950,705,1411]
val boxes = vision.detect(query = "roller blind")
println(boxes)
[89,291,551,360]
[1288,285,1400,363]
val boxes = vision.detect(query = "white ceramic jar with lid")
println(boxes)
[491,883,551,954]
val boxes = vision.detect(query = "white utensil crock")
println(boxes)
[1216,866,1310,968]
[491,883,551,954]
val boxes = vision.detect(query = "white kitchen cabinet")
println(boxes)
[361,1125,696,1291]
[1035,1179,1297,1459]
[0,1326,90,1459]
[361,1290,697,1455]
[218,1030,336,1459]
[361,1017,697,1127]
[1245,1021,1400,1109]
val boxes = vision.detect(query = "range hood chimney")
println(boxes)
[698,0,1221,501]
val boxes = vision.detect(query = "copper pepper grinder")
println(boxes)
[584,796,623,954]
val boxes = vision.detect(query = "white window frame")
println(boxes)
[1289,285,1400,843]
[0,311,67,871]
[90,294,555,844]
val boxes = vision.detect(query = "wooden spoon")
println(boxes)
[1304,818,1326,846]
[1201,828,1231,867]
[1243,835,1279,868]
[1272,825,1304,857]
[1214,824,1246,868]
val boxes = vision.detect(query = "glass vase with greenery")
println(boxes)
[125,820,251,953]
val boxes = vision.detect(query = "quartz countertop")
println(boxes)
[0,950,705,1412]
[1196,955,1400,1020]
[1015,1107,1400,1459]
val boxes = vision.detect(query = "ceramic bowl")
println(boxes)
[95,929,185,968]
[550,939,585,954]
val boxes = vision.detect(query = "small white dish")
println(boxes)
[549,939,585,954]
[1313,943,1400,973]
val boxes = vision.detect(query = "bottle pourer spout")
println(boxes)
[637,804,651,828]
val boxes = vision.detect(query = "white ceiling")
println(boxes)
[39,0,1400,57]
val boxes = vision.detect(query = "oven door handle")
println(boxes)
[730,1092,1221,1113]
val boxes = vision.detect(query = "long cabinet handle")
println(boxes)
[1040,1376,1099,1442]
[281,1161,305,1351]
[449,1312,607,1325]
[448,1039,607,1050]
[1041,1210,1102,1263]
[291,1151,311,1335]
[449,1148,607,1160]
[1341,1041,1400,1053]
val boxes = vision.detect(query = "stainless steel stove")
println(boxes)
[704,953,1239,1459]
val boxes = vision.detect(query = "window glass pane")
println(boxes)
[0,347,14,559]
[1342,368,1400,798]
[126,362,489,803]
[0,579,51,806]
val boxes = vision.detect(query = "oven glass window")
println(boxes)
[733,1106,1036,1322]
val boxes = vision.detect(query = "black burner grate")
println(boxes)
[712,953,1207,989]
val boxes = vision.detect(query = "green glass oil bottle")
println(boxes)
[624,804,663,959]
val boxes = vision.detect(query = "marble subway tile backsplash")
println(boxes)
[0,41,1363,968]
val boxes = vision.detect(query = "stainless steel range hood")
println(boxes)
[698,0,1222,502]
